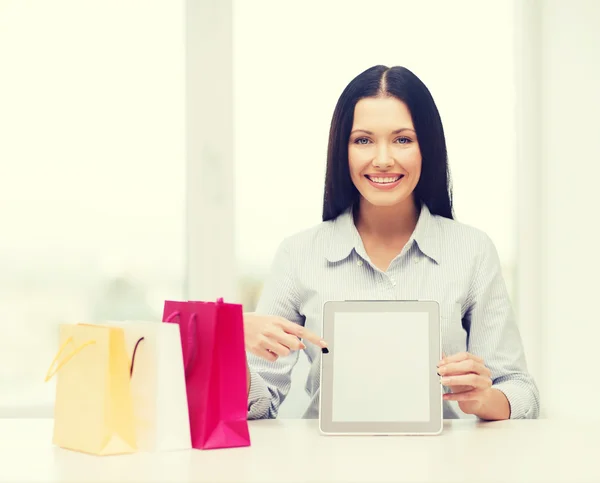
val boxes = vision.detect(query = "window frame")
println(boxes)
[184,0,236,303]
[513,0,545,417]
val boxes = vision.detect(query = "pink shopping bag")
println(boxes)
[162,298,251,450]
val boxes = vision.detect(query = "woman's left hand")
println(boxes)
[438,352,493,414]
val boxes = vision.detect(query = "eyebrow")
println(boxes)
[350,128,416,135]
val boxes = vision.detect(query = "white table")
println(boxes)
[1,418,598,483]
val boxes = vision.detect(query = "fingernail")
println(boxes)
[300,343,307,350]
[322,347,329,354]
[437,371,441,376]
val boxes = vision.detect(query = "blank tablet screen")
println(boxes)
[331,311,430,422]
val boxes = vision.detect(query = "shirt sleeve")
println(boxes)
[464,234,541,419]
[247,237,304,420]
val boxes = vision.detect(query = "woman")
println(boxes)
[244,65,539,421]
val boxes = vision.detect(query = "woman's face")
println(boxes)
[348,96,422,209]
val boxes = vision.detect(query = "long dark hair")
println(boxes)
[322,65,453,221]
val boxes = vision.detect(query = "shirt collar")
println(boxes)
[325,203,441,264]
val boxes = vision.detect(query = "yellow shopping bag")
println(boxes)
[45,323,137,455]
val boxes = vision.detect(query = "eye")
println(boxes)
[354,137,371,145]
[395,137,412,144]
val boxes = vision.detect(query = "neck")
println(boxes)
[355,197,420,239]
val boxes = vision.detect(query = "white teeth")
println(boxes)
[370,176,401,184]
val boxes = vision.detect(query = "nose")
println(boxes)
[372,144,393,168]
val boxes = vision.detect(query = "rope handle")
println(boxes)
[44,336,96,382]
[164,299,225,374]
[165,311,198,375]
[129,337,145,378]
[46,331,145,381]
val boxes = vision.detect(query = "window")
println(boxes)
[0,1,185,416]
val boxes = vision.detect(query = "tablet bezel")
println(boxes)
[319,300,443,436]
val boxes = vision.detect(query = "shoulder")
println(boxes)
[435,215,491,245]
[276,218,336,258]
[432,214,498,264]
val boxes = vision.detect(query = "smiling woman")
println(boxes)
[244,65,539,422]
[233,0,522,419]
[324,67,452,224]
[321,66,453,274]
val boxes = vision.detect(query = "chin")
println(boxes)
[362,193,408,208]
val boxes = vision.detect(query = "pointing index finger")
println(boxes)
[279,319,327,348]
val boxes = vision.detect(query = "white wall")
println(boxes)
[538,0,600,420]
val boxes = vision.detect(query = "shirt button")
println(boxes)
[414,258,421,264]
[357,260,363,267]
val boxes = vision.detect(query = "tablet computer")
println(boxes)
[319,300,442,436]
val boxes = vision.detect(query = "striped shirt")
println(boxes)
[247,203,540,420]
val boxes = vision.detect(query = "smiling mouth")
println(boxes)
[365,174,404,184]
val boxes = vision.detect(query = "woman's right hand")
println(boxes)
[243,312,327,362]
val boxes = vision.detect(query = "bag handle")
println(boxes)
[129,337,145,378]
[165,311,198,375]
[44,336,96,382]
